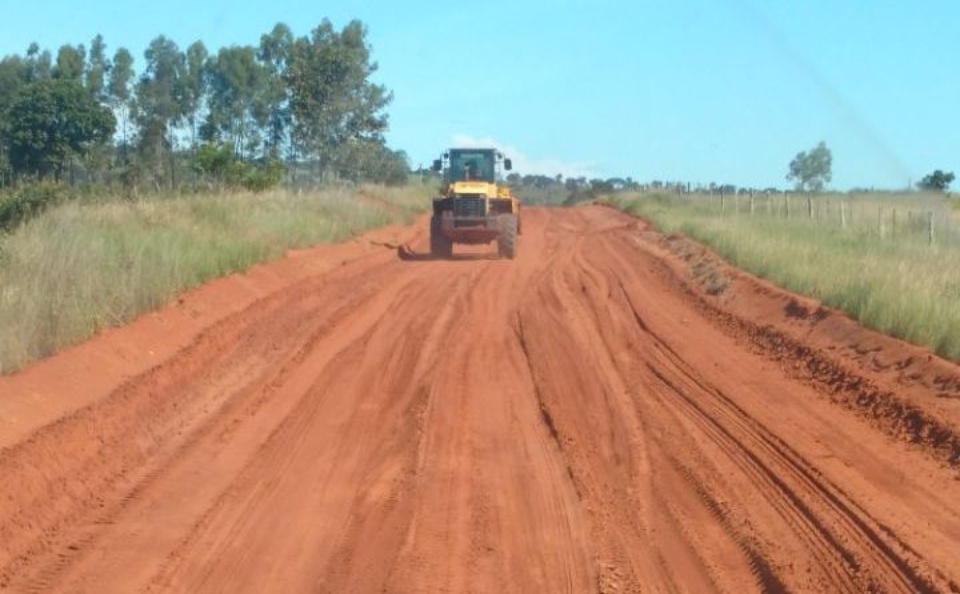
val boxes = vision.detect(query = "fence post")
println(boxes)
[720,191,725,214]
[879,206,886,239]
[749,192,755,216]
[840,201,846,229]
[807,194,813,219]
[785,194,790,219]
[929,211,935,245]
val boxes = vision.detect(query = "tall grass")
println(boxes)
[0,184,431,373]
[614,191,960,360]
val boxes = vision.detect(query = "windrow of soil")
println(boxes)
[621,210,960,469]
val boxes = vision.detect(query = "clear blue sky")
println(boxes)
[4,0,959,189]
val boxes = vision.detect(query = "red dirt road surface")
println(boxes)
[2,205,960,593]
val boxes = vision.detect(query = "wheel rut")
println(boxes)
[1,206,959,593]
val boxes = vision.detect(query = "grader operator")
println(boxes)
[430,148,521,259]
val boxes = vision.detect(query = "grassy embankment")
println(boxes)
[613,191,960,360]
[0,184,431,373]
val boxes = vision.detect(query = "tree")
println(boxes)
[108,47,135,179]
[0,56,29,185]
[6,79,115,179]
[0,22,402,190]
[335,140,408,184]
[54,44,86,82]
[24,43,52,82]
[85,34,110,101]
[0,56,28,111]
[182,41,209,150]
[787,141,832,192]
[258,24,294,160]
[203,45,269,158]
[135,36,187,187]
[286,19,391,179]
[917,170,954,192]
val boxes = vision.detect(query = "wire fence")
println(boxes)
[664,191,958,247]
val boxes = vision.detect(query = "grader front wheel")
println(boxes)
[497,214,518,259]
[430,216,453,259]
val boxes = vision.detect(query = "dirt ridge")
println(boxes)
[646,229,960,468]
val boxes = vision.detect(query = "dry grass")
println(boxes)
[0,185,431,373]
[614,191,960,360]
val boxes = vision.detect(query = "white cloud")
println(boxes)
[450,134,599,179]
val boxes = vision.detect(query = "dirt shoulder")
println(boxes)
[633,216,960,469]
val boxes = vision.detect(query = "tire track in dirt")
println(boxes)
[1,206,960,593]
[1,254,433,592]
[602,260,931,592]
[514,210,960,593]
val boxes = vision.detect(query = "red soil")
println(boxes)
[1,206,959,593]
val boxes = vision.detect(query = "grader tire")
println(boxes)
[497,214,518,259]
[430,215,453,259]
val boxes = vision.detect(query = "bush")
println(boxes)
[239,159,285,192]
[191,144,284,192]
[0,182,70,231]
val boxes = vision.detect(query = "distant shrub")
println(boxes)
[0,182,69,231]
[239,159,285,192]
[191,144,284,192]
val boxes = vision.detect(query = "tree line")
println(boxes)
[0,19,409,193]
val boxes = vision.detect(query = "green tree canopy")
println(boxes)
[6,78,115,179]
[0,20,406,189]
[24,43,52,82]
[917,170,954,192]
[135,36,187,185]
[286,19,391,178]
[787,141,832,192]
[54,44,86,82]
[85,34,110,101]
[258,24,294,159]
[202,45,270,157]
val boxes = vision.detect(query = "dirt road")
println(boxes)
[2,206,960,593]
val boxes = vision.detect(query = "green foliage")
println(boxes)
[0,56,28,114]
[258,24,294,158]
[53,44,86,82]
[24,43,52,82]
[917,170,954,192]
[1,21,404,190]
[240,159,285,191]
[85,35,109,101]
[182,41,209,147]
[135,36,187,186]
[286,19,391,176]
[108,47,134,103]
[191,144,236,180]
[6,79,115,179]
[191,143,284,191]
[335,141,409,185]
[0,182,69,231]
[787,141,832,192]
[504,173,640,206]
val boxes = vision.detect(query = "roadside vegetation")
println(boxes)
[0,184,430,373]
[0,18,430,374]
[613,190,960,360]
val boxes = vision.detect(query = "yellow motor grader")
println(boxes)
[430,148,521,259]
